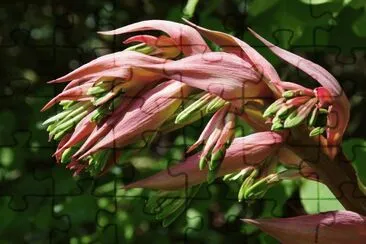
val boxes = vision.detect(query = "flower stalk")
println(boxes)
[287,126,366,215]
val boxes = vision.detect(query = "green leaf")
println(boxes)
[342,138,366,189]
[352,13,366,37]
[300,179,344,214]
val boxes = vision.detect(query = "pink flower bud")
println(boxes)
[243,211,366,244]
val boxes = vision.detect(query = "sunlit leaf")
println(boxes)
[300,179,344,214]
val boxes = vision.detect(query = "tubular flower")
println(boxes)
[243,211,366,244]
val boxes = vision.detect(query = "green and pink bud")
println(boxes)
[123,131,284,190]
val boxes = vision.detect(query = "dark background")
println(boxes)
[0,0,365,243]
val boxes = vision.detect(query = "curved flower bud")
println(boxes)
[249,28,350,157]
[98,20,210,56]
[243,211,366,244]
[41,83,93,111]
[123,131,284,190]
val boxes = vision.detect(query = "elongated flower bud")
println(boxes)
[243,211,366,244]
[124,132,284,190]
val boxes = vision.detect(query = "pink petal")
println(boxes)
[77,80,191,159]
[187,105,228,153]
[248,29,351,149]
[285,96,311,107]
[212,112,235,154]
[326,96,350,158]
[55,112,96,157]
[243,211,366,244]
[54,133,72,162]
[280,81,313,95]
[123,34,159,45]
[139,52,271,109]
[98,20,210,56]
[314,87,333,107]
[48,51,167,83]
[41,83,93,111]
[183,19,282,96]
[66,160,87,176]
[124,34,180,58]
[248,28,341,96]
[63,77,95,91]
[201,120,224,158]
[124,131,284,190]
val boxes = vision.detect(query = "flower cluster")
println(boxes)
[42,18,351,190]
[42,19,365,239]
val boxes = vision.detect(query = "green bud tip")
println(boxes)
[275,104,294,119]
[309,127,325,137]
[319,108,328,114]
[308,107,318,127]
[243,174,279,200]
[283,98,317,129]
[271,122,284,131]
[263,98,285,118]
[61,148,73,164]
[175,94,211,124]
[209,149,225,171]
[238,169,258,202]
[282,90,297,99]
[199,155,207,170]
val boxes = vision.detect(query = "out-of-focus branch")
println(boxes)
[287,126,366,215]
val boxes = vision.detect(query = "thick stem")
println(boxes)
[286,127,366,215]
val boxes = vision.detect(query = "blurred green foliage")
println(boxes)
[0,0,366,243]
